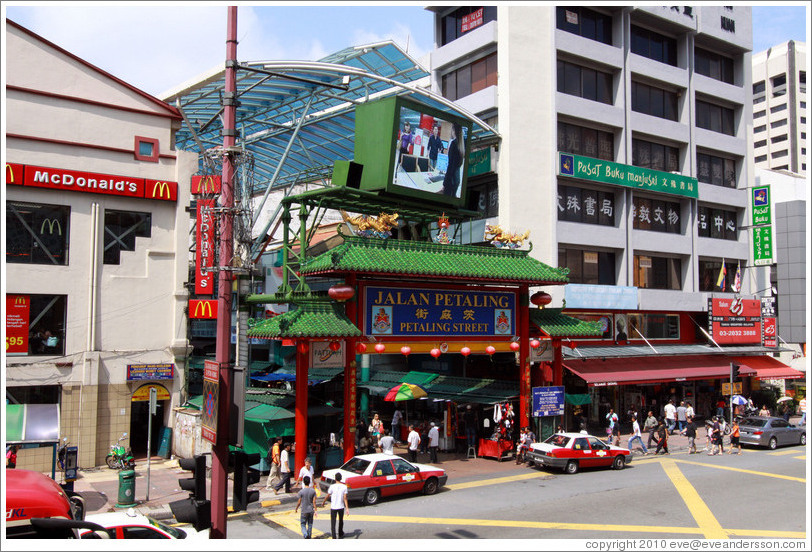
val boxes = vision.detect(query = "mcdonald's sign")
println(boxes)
[40,218,63,235]
[195,199,215,295]
[7,163,178,202]
[144,179,177,202]
[191,175,222,195]
[189,299,218,319]
[6,295,30,354]
[6,163,24,186]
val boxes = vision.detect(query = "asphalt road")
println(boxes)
[212,444,808,541]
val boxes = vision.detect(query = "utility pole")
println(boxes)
[210,5,238,539]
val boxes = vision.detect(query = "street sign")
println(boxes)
[532,386,565,417]
[752,226,774,266]
[202,360,219,444]
[149,387,157,415]
[722,382,742,395]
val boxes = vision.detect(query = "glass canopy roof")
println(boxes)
[162,41,499,194]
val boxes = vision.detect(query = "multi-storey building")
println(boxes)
[427,6,800,423]
[752,41,807,176]
[5,20,196,471]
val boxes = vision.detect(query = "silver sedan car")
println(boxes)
[737,416,806,449]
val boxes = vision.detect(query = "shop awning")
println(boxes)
[734,355,806,380]
[398,371,440,386]
[5,404,61,444]
[563,355,737,387]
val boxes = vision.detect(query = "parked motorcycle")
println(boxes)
[105,433,135,470]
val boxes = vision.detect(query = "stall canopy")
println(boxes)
[734,355,805,380]
[563,355,740,387]
[5,404,60,444]
[358,370,518,405]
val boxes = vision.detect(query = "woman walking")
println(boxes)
[655,420,669,454]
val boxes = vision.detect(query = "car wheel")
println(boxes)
[363,488,380,506]
[105,455,118,469]
[613,455,626,470]
[768,437,778,450]
[526,459,535,468]
[423,477,438,496]
[800,433,806,446]
[565,460,579,475]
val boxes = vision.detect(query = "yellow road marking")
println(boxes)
[769,448,805,455]
[263,509,325,539]
[673,458,806,482]
[793,455,806,460]
[661,459,728,539]
[342,514,806,539]
[445,471,551,491]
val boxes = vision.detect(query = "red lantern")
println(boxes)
[509,341,520,352]
[400,346,411,356]
[530,339,541,349]
[485,345,496,355]
[297,341,309,354]
[356,342,367,354]
[374,343,386,354]
[460,346,471,357]
[430,348,441,358]
[329,341,341,352]
[569,341,578,349]
[327,284,354,302]
[530,291,553,307]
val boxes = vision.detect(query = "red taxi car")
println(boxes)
[319,453,447,505]
[526,432,632,474]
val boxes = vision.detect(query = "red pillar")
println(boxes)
[343,274,359,460]
[519,286,531,429]
[210,6,237,540]
[294,342,309,476]
[553,339,563,386]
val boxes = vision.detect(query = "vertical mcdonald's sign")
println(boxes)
[196,199,216,295]
[191,175,222,195]
[6,295,30,354]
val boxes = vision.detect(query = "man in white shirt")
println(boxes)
[378,429,395,455]
[427,422,440,463]
[407,424,420,462]
[664,400,677,435]
[627,415,648,454]
[296,456,315,489]
[322,472,349,539]
[273,442,292,494]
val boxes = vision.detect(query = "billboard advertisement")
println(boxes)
[707,298,762,345]
[353,97,471,208]
[6,294,30,355]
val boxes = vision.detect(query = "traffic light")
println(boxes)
[232,451,261,511]
[731,362,741,380]
[169,454,211,531]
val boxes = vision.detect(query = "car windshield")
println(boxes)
[339,457,371,474]
[544,434,571,447]
[149,517,185,539]
[741,418,766,428]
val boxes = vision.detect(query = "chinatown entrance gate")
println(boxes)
[245,188,596,471]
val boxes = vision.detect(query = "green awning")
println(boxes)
[6,404,24,441]
[247,298,361,339]
[530,308,604,338]
[299,235,569,285]
[245,404,294,422]
[565,393,592,406]
[4,404,60,444]
[398,371,439,386]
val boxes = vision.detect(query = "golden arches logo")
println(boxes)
[40,218,62,235]
[194,175,219,194]
[6,163,16,182]
[192,300,216,319]
[151,181,172,199]
[14,295,28,306]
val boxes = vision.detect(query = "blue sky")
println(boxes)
[4,4,808,97]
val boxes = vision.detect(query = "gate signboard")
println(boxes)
[532,386,565,417]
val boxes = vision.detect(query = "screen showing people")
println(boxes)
[393,107,466,198]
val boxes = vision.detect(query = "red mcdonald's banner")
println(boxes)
[191,175,222,195]
[6,295,30,354]
[189,299,218,319]
[195,199,216,295]
[6,163,176,202]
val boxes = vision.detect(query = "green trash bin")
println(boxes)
[116,469,136,507]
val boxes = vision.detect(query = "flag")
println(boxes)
[716,262,727,291]
[733,262,742,293]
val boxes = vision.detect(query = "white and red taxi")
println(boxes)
[526,432,632,474]
[319,453,447,505]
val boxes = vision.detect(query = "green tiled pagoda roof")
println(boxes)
[299,236,569,284]
[247,299,361,339]
[529,308,604,337]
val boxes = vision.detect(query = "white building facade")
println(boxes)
[752,41,807,176]
[5,21,196,470]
